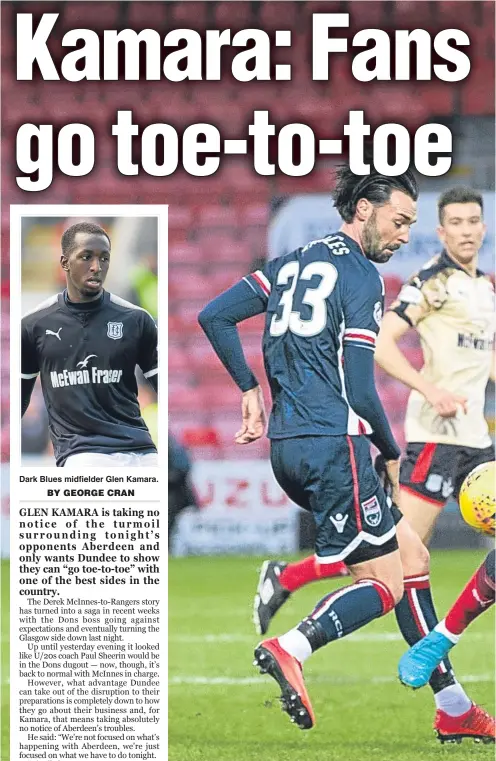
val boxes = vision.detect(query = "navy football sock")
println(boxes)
[395,575,456,693]
[297,578,395,649]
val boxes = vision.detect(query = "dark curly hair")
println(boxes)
[333,163,419,223]
[61,222,111,256]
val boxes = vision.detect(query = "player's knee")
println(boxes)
[406,538,430,576]
[389,578,405,606]
[365,577,403,611]
[398,520,430,576]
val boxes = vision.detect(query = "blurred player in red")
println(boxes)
[399,548,495,744]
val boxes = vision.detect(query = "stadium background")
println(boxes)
[0,2,494,760]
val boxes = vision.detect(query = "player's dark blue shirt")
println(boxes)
[199,232,400,461]
[21,290,158,466]
[244,233,384,438]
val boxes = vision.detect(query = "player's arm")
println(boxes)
[138,312,158,393]
[375,282,467,417]
[344,345,400,461]
[198,276,269,443]
[340,275,401,500]
[21,320,39,417]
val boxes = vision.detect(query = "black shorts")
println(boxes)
[400,442,495,505]
[270,435,398,566]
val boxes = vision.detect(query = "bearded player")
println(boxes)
[251,186,494,740]
[199,163,493,740]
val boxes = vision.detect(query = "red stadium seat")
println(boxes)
[214,1,253,28]
[461,65,496,116]
[392,0,434,27]
[168,345,190,374]
[302,1,343,19]
[168,383,205,412]
[436,1,477,25]
[203,240,253,265]
[198,205,239,229]
[200,382,244,410]
[348,1,387,29]
[175,302,208,337]
[240,203,270,228]
[169,242,205,265]
[169,267,218,300]
[62,1,121,30]
[169,1,208,28]
[208,267,246,293]
[127,2,167,29]
[415,83,454,117]
[199,236,252,265]
[383,274,404,303]
[168,207,193,231]
[259,1,300,29]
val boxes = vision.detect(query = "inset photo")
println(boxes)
[11,206,165,468]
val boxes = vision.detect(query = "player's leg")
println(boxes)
[254,546,402,729]
[253,441,348,635]
[398,549,496,744]
[396,444,495,742]
[399,549,495,688]
[398,487,442,544]
[254,435,401,729]
[253,555,348,636]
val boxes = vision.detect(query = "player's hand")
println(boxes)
[423,384,468,418]
[385,459,401,506]
[235,386,266,445]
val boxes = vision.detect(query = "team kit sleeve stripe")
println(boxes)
[343,329,376,350]
[344,339,375,351]
[245,270,271,299]
[143,368,158,378]
[21,372,39,379]
[344,328,377,340]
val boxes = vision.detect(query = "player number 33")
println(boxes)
[270,261,338,338]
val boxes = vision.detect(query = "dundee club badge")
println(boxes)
[107,321,123,340]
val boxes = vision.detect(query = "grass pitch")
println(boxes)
[169,550,495,761]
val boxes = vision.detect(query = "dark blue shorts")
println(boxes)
[270,435,398,565]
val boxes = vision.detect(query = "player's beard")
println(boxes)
[362,211,392,264]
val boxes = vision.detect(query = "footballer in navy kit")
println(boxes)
[198,164,494,743]
[21,222,158,468]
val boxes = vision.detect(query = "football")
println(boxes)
[459,461,495,536]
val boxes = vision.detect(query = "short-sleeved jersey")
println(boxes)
[390,251,495,448]
[22,290,158,466]
[244,232,384,439]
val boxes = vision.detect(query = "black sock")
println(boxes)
[395,575,456,693]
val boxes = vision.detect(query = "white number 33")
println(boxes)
[270,261,337,338]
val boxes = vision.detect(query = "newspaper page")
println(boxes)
[9,206,166,761]
[2,2,495,761]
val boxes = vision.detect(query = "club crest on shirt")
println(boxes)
[107,321,123,340]
[361,495,382,527]
[373,301,382,326]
